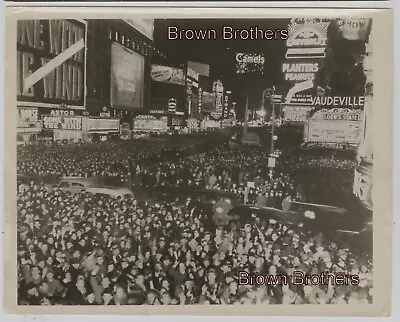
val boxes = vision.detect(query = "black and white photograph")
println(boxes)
[2,8,393,316]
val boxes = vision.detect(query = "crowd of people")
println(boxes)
[17,132,371,306]
[17,183,372,305]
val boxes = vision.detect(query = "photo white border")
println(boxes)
[1,3,396,320]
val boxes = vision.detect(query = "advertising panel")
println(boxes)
[124,19,154,40]
[17,20,86,108]
[151,64,185,86]
[133,115,168,132]
[42,115,83,131]
[235,53,265,74]
[304,108,362,144]
[111,42,144,109]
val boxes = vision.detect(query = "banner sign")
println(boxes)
[286,20,329,59]
[124,19,154,41]
[236,53,265,74]
[17,20,86,108]
[339,18,372,42]
[151,64,185,86]
[311,96,365,108]
[283,105,312,123]
[304,108,362,144]
[111,42,144,109]
[42,115,83,131]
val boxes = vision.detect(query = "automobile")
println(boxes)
[85,186,134,199]
[57,177,98,194]
[227,202,368,236]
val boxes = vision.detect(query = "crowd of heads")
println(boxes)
[17,133,370,306]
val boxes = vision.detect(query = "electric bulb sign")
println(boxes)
[235,53,265,75]
[17,20,86,108]
[282,62,319,82]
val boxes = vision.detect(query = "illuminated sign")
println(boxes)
[285,21,329,59]
[151,65,185,86]
[311,96,365,108]
[283,105,312,123]
[17,20,86,108]
[282,62,319,82]
[42,115,83,130]
[236,53,265,74]
[133,116,168,132]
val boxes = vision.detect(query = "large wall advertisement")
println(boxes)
[304,108,362,144]
[110,42,144,109]
[17,19,87,109]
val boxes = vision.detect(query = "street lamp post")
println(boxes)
[262,87,276,178]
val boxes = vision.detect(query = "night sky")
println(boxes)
[153,19,291,110]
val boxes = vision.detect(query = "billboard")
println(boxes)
[111,42,144,109]
[124,19,154,41]
[304,108,362,144]
[17,20,86,109]
[236,53,265,74]
[42,115,83,131]
[151,65,185,86]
